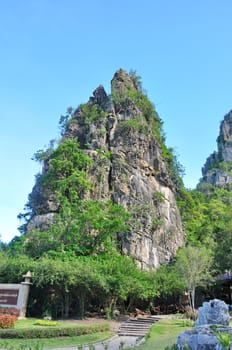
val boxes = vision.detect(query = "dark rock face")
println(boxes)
[201,110,232,187]
[217,110,232,161]
[27,69,185,269]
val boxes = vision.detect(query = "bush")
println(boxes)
[0,307,20,317]
[184,307,198,320]
[33,319,58,326]
[0,314,17,329]
[164,345,178,350]
[164,345,190,350]
[0,323,110,338]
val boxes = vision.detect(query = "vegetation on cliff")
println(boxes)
[0,70,231,318]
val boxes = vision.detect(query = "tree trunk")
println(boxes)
[189,288,196,320]
[64,292,70,319]
[79,292,85,319]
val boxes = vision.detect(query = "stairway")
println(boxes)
[118,316,159,337]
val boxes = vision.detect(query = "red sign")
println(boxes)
[0,289,19,305]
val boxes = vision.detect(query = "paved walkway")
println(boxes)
[45,335,143,350]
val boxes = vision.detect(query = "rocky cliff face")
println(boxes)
[27,69,185,269]
[201,110,232,187]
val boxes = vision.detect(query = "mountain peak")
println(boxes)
[25,69,185,269]
[200,110,232,188]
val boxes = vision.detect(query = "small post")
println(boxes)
[19,271,32,318]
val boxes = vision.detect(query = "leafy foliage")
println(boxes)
[79,103,107,124]
[0,315,17,329]
[174,245,213,314]
[216,331,231,349]
[111,71,165,146]
[59,107,74,135]
[42,139,93,203]
[119,116,149,134]
[0,309,19,317]
[129,69,142,90]
[28,253,158,318]
[32,139,57,163]
[22,199,129,258]
[154,265,184,298]
[162,146,185,191]
[178,187,232,273]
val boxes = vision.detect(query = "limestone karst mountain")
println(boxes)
[25,69,185,269]
[200,110,232,188]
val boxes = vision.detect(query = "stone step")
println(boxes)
[119,328,149,333]
[137,317,159,322]
[124,321,152,325]
[125,321,157,327]
[130,317,158,321]
[119,327,150,332]
[118,316,158,337]
[118,331,148,336]
[119,324,150,329]
[119,327,149,332]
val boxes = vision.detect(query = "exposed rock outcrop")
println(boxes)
[178,299,232,350]
[177,325,232,350]
[196,299,230,327]
[200,110,232,187]
[27,69,185,269]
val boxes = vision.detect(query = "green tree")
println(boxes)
[177,187,232,274]
[23,199,129,258]
[0,253,34,283]
[129,69,142,91]
[162,147,185,191]
[94,253,158,317]
[31,253,159,319]
[154,264,185,298]
[59,106,74,135]
[42,139,93,203]
[32,139,57,163]
[174,245,213,316]
[33,256,104,318]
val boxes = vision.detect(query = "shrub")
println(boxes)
[34,319,58,326]
[184,307,198,320]
[118,117,149,135]
[164,345,178,350]
[0,323,110,338]
[0,314,17,329]
[0,307,20,317]
[216,332,231,348]
[180,319,195,327]
[164,345,190,350]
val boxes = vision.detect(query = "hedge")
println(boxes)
[0,323,110,339]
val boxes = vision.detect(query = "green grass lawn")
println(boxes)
[136,317,232,350]
[0,318,113,349]
[14,318,83,329]
[136,317,195,350]
[0,331,112,349]
[0,317,230,350]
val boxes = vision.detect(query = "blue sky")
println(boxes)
[1,0,232,242]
